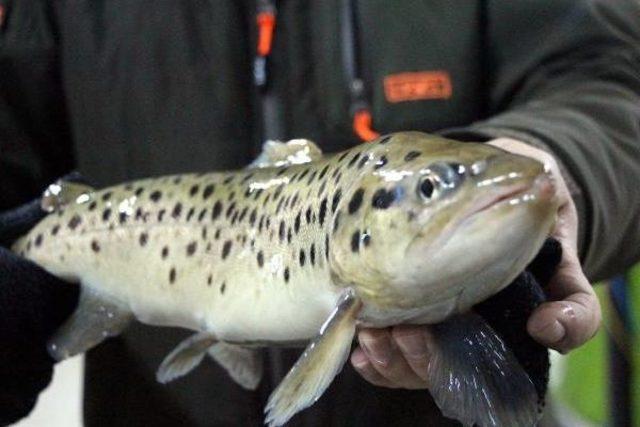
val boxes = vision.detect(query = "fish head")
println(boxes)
[330,132,558,318]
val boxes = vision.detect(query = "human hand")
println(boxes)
[487,138,601,353]
[0,199,79,425]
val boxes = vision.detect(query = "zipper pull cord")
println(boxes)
[340,0,379,142]
[254,0,277,90]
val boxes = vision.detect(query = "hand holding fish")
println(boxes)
[350,138,602,390]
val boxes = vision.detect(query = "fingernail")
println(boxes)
[360,338,391,366]
[398,333,427,359]
[351,349,369,368]
[531,319,565,343]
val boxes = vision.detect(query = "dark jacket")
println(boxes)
[1,0,639,425]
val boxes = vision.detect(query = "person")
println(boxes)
[1,0,638,425]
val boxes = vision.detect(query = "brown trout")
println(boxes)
[12,132,558,426]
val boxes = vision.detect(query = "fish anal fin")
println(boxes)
[427,312,540,427]
[208,343,263,390]
[249,139,323,169]
[48,289,132,361]
[265,290,361,427]
[156,331,217,384]
[42,179,95,212]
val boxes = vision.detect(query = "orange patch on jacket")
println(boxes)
[384,71,452,103]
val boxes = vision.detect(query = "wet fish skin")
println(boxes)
[12,132,558,427]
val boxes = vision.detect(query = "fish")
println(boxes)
[11,131,558,426]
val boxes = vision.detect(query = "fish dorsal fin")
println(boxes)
[264,290,361,427]
[41,179,95,213]
[208,343,263,390]
[48,288,132,361]
[427,312,540,427]
[156,331,217,384]
[249,139,323,169]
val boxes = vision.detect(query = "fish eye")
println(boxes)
[418,176,438,201]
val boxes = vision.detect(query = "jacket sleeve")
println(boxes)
[441,0,640,282]
[0,0,74,210]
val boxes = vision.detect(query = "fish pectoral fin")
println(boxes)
[48,288,132,361]
[156,331,218,384]
[208,343,263,390]
[41,179,95,213]
[427,312,540,427]
[249,138,323,169]
[265,289,361,427]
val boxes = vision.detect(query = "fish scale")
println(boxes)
[12,132,557,427]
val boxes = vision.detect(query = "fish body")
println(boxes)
[13,132,558,426]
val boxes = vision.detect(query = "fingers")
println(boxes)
[351,327,429,389]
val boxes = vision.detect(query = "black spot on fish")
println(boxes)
[378,135,392,144]
[124,184,133,191]
[299,249,306,266]
[172,203,183,219]
[212,201,222,220]
[310,244,316,266]
[266,217,271,229]
[135,207,144,221]
[258,215,265,232]
[263,194,271,206]
[404,151,421,162]
[307,170,317,184]
[257,251,264,267]
[223,176,234,185]
[279,221,285,242]
[135,187,144,196]
[294,212,301,233]
[298,169,309,181]
[35,234,43,247]
[319,198,328,226]
[201,226,208,240]
[362,231,371,247]
[228,191,236,202]
[150,191,162,202]
[220,282,226,294]
[317,181,327,197]
[187,241,197,256]
[244,188,252,198]
[189,185,200,197]
[226,202,236,218]
[231,211,239,225]
[222,240,232,259]
[284,267,290,283]
[333,212,341,234]
[102,192,112,201]
[276,198,285,215]
[241,173,254,184]
[331,189,342,213]
[161,246,169,259]
[207,275,213,286]
[215,229,221,240]
[351,230,360,252]
[338,151,350,162]
[287,227,292,243]
[349,188,364,214]
[238,207,248,223]
[357,155,369,169]
[318,165,330,180]
[51,225,60,236]
[186,207,195,221]
[249,208,257,226]
[253,189,264,200]
[325,234,330,259]
[119,212,128,224]
[374,155,388,169]
[372,188,397,209]
[139,233,148,246]
[348,153,361,167]
[274,185,284,201]
[91,240,100,252]
[203,184,215,199]
[88,201,97,211]
[158,209,166,221]
[277,167,288,176]
[169,268,176,284]
[68,215,82,230]
[173,177,182,184]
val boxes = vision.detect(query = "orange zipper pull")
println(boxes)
[353,110,380,142]
[256,11,276,57]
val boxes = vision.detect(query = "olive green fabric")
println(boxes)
[1,0,640,426]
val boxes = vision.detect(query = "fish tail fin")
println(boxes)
[48,288,132,361]
[427,312,541,427]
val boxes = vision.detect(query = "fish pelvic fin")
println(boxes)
[156,331,217,384]
[427,312,540,427]
[249,138,323,169]
[41,178,95,213]
[208,343,263,390]
[264,289,361,427]
[48,288,132,361]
